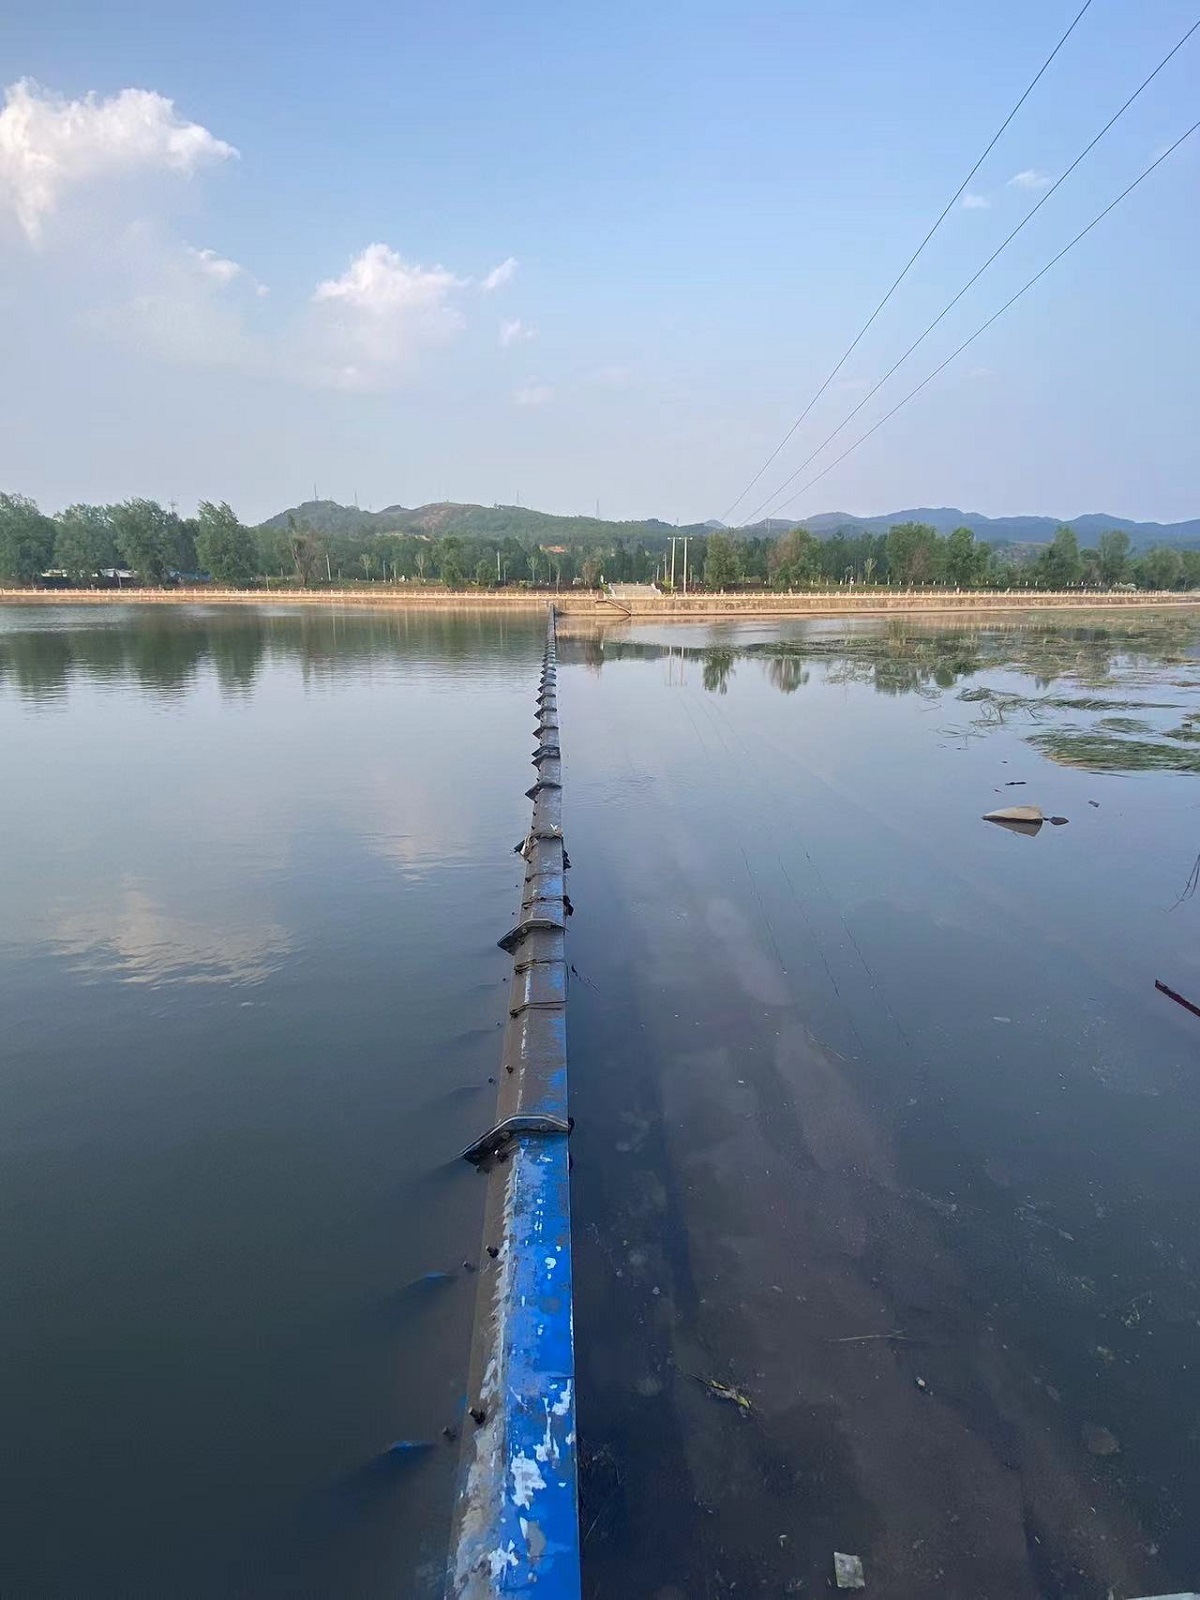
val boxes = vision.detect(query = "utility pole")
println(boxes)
[669,537,677,590]
[681,536,691,596]
[496,549,502,583]
[326,553,332,583]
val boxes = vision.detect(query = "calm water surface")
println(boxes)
[564,613,1200,1600]
[3,605,1200,1598]
[0,606,542,1598]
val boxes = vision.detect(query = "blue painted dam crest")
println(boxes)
[446,611,581,1597]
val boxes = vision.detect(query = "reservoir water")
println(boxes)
[3,604,1200,1598]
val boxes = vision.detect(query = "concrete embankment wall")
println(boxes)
[2,586,1198,618]
[600,589,1200,617]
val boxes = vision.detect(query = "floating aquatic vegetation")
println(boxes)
[1028,731,1200,774]
[1094,716,1156,734]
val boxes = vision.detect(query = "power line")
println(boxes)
[764,118,1200,522]
[719,0,1096,524]
[745,14,1200,526]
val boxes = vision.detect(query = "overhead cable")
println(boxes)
[762,118,1200,522]
[719,0,1097,523]
[745,14,1200,526]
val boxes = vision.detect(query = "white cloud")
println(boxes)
[481,255,517,291]
[313,242,463,315]
[962,192,990,209]
[308,243,466,388]
[1008,168,1052,190]
[0,80,490,394]
[513,381,553,407]
[89,227,267,369]
[188,245,268,295]
[188,246,241,285]
[0,78,236,242]
[71,229,470,388]
[499,317,536,347]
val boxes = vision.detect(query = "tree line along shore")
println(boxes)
[2,491,1198,595]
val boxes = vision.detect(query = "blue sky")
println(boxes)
[1,0,1196,524]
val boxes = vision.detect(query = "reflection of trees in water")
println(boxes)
[128,622,209,695]
[0,630,74,702]
[0,609,544,702]
[763,655,808,694]
[768,631,984,698]
[702,648,735,694]
[747,618,1200,700]
[209,618,266,696]
[5,611,1199,714]
[563,618,1200,778]
[576,635,606,675]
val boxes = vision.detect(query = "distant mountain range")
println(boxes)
[742,507,1200,550]
[260,499,1200,552]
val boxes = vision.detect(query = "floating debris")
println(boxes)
[1119,1291,1153,1329]
[690,1374,753,1411]
[1082,1422,1121,1457]
[1155,980,1200,1021]
[830,1330,912,1345]
[983,805,1045,836]
[834,1551,866,1589]
[1172,850,1200,908]
[982,804,1068,834]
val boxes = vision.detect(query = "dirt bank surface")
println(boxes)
[3,585,1198,621]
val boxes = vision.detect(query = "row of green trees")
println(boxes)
[705,522,1197,591]
[0,494,260,587]
[1,490,1196,592]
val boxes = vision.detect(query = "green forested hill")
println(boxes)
[257,499,711,543]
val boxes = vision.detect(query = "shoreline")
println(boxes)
[2,586,1199,620]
